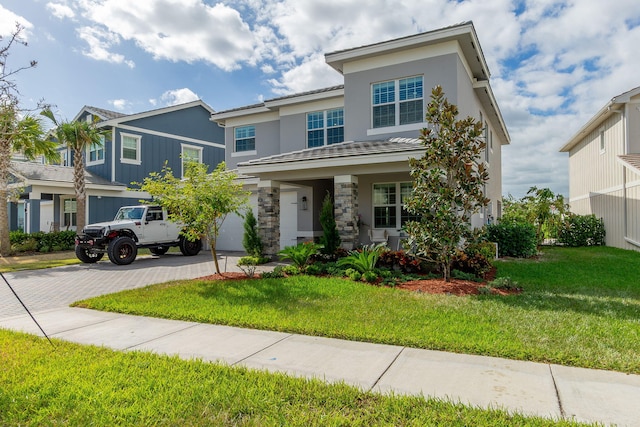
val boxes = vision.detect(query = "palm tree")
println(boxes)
[41,109,108,232]
[0,102,60,255]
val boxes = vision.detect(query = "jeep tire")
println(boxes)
[108,236,138,265]
[179,235,202,256]
[75,246,104,263]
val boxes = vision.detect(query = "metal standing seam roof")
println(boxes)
[237,138,425,167]
[8,161,125,187]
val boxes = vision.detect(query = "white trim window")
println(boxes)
[181,144,203,178]
[63,198,77,229]
[234,125,256,152]
[372,76,423,129]
[86,135,105,165]
[599,129,605,154]
[121,133,141,165]
[307,108,344,148]
[372,182,420,229]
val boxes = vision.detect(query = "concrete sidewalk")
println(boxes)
[2,307,639,426]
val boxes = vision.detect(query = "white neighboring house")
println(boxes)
[211,21,510,255]
[560,85,640,251]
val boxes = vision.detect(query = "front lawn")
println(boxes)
[74,246,640,374]
[0,329,589,426]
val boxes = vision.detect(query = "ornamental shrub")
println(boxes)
[319,193,341,255]
[278,241,322,271]
[242,209,263,257]
[557,214,605,247]
[486,222,537,258]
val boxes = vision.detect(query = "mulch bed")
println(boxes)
[197,267,521,297]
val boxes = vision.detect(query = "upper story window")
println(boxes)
[372,76,423,129]
[181,144,203,178]
[86,135,105,165]
[234,126,256,152]
[599,129,605,153]
[307,108,344,148]
[121,133,141,165]
[372,182,420,229]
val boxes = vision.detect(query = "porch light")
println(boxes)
[301,196,308,210]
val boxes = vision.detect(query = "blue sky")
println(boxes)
[2,0,640,199]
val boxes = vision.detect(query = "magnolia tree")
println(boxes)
[138,161,249,274]
[404,86,489,282]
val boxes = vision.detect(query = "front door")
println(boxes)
[280,191,298,249]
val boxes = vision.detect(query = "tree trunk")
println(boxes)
[73,147,86,232]
[0,141,12,256]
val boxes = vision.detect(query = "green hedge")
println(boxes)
[9,230,76,253]
[485,222,537,258]
[557,214,605,247]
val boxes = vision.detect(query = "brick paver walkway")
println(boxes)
[0,252,256,319]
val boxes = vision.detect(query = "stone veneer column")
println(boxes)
[334,175,359,249]
[257,180,280,258]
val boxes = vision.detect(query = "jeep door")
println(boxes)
[143,207,170,243]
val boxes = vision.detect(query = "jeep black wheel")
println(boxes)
[179,236,202,256]
[108,236,138,265]
[149,246,169,255]
[75,246,104,263]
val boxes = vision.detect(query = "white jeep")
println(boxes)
[75,205,202,265]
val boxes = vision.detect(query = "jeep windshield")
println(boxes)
[114,207,145,221]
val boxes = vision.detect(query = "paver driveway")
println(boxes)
[0,252,245,319]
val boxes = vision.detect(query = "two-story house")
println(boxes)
[212,21,510,256]
[560,86,640,251]
[8,100,225,233]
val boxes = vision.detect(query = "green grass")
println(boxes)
[0,251,79,272]
[0,247,180,273]
[75,246,640,374]
[0,329,590,426]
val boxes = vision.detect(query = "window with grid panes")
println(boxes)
[307,108,344,148]
[235,126,255,152]
[372,76,423,128]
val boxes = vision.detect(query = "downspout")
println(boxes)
[617,104,640,248]
[111,126,116,183]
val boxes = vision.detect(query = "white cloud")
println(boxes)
[159,88,199,106]
[46,2,75,19]
[76,26,135,68]
[76,0,258,71]
[267,53,342,95]
[109,98,131,111]
[0,5,33,38]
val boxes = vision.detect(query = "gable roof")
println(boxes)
[9,161,125,188]
[560,86,640,152]
[72,100,216,128]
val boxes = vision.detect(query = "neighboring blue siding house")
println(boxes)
[9,100,225,232]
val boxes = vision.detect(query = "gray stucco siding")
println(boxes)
[279,113,307,153]
[121,106,224,143]
[225,120,281,170]
[343,53,459,142]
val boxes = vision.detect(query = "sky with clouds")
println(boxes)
[2,0,639,198]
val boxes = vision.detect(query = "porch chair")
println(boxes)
[368,228,389,246]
